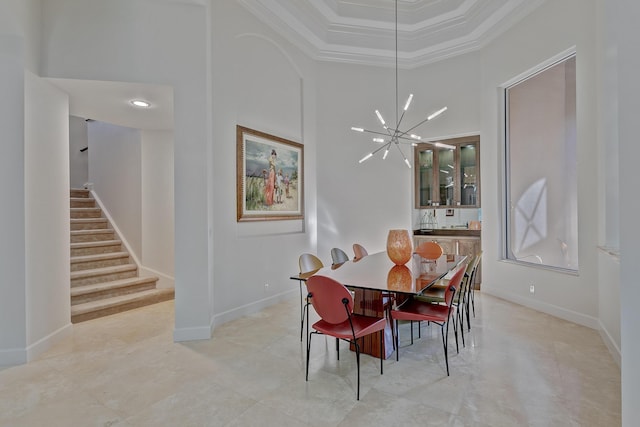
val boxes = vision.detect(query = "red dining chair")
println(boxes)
[414,241,443,260]
[467,251,482,319]
[352,243,368,262]
[415,256,476,347]
[391,264,466,376]
[298,253,324,341]
[305,275,386,400]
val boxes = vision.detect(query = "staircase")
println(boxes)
[70,188,174,323]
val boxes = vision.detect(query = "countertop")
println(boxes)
[414,228,481,237]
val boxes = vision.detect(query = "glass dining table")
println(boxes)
[291,251,467,359]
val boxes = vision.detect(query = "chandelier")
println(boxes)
[351,0,447,168]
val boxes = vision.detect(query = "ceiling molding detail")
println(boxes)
[237,0,547,68]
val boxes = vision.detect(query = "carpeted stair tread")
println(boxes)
[71,289,174,321]
[71,229,113,236]
[71,239,122,249]
[71,276,159,297]
[71,217,108,224]
[71,251,130,264]
[70,264,137,280]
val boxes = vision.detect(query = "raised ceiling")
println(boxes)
[238,0,546,68]
[49,1,547,131]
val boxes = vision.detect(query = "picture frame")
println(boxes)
[236,125,304,222]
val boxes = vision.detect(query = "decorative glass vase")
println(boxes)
[386,229,413,265]
[387,265,412,291]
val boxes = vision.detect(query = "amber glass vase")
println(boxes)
[386,229,413,265]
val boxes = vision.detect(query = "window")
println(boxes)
[503,52,578,272]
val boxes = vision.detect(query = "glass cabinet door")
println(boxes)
[417,148,434,206]
[414,135,480,209]
[438,147,455,206]
[459,142,478,206]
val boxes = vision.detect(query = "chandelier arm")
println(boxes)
[372,141,392,156]
[395,109,408,132]
[403,115,433,135]
[357,128,394,138]
[394,142,412,168]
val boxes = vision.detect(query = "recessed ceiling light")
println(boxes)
[130,99,151,108]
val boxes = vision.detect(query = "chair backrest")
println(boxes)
[445,264,467,307]
[468,251,482,284]
[306,275,353,324]
[460,254,478,291]
[415,241,443,260]
[352,243,368,261]
[330,247,350,265]
[299,253,324,274]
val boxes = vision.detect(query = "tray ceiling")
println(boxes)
[237,0,547,67]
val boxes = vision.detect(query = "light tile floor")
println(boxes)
[0,293,621,426]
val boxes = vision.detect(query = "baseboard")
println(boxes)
[0,323,72,367]
[481,286,600,329]
[172,290,296,342]
[598,320,621,367]
[26,322,73,362]
[0,348,27,367]
[212,289,296,328]
[173,324,213,342]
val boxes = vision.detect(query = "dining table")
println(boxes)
[291,251,467,359]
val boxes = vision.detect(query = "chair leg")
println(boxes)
[410,320,414,345]
[379,330,384,374]
[300,304,307,341]
[471,287,476,317]
[306,332,312,381]
[336,337,340,360]
[451,313,459,354]
[305,306,311,380]
[441,324,449,376]
[395,319,400,361]
[354,340,361,400]
[466,295,471,331]
[458,306,465,348]
[299,281,305,341]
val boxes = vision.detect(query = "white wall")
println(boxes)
[141,129,175,288]
[0,0,41,73]
[24,70,71,358]
[69,115,88,188]
[88,121,143,257]
[479,0,601,329]
[615,0,640,422]
[0,35,28,365]
[315,52,481,263]
[597,0,621,365]
[0,0,73,365]
[41,0,211,340]
[210,1,317,320]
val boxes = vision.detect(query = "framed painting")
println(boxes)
[236,125,304,222]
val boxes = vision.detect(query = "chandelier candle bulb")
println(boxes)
[359,153,373,163]
[428,106,448,120]
[404,94,413,111]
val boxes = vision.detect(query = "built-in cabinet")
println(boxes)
[414,234,482,289]
[414,135,480,209]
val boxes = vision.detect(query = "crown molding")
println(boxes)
[237,0,547,68]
